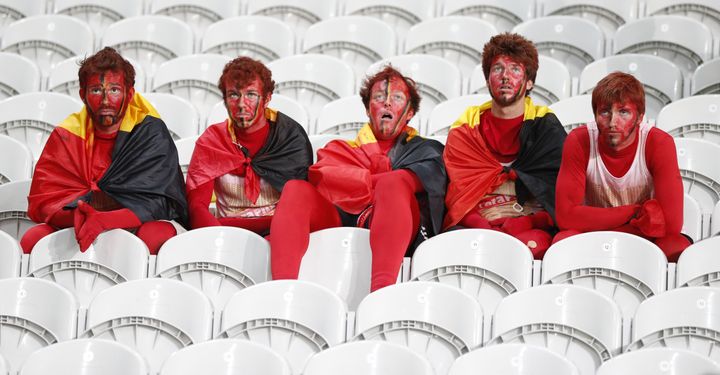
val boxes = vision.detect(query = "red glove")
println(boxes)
[460,211,492,229]
[529,211,554,230]
[500,216,533,235]
[629,199,666,238]
[516,229,552,259]
[74,201,141,252]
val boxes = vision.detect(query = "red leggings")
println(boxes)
[20,221,177,255]
[270,174,420,291]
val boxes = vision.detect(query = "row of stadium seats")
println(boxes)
[2,227,720,373]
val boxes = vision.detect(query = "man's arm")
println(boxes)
[187,180,221,228]
[555,129,639,231]
[646,129,685,235]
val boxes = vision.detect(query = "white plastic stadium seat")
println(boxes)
[676,236,720,287]
[343,0,435,44]
[542,231,667,320]
[218,280,347,374]
[410,229,533,344]
[0,230,21,279]
[298,227,371,311]
[0,179,33,241]
[1,15,93,79]
[19,339,148,375]
[0,278,77,374]
[0,0,46,39]
[81,278,214,374]
[315,95,367,136]
[143,92,199,140]
[597,347,720,375]
[0,92,83,160]
[675,138,720,238]
[53,0,143,44]
[512,15,605,79]
[490,285,623,375]
[268,54,355,131]
[427,94,492,136]
[449,344,580,375]
[656,95,720,145]
[308,134,342,162]
[627,287,720,361]
[151,54,230,125]
[578,54,682,121]
[27,228,149,309]
[0,52,40,99]
[714,201,720,237]
[0,134,32,184]
[174,136,197,178]
[102,15,194,78]
[683,194,703,242]
[538,0,638,40]
[303,341,435,375]
[150,0,241,45]
[205,94,311,133]
[692,58,720,95]
[155,226,270,310]
[549,94,593,133]
[613,16,713,80]
[646,0,720,38]
[47,56,146,100]
[201,16,294,63]
[404,16,497,79]
[246,0,337,41]
[160,339,292,375]
[441,0,535,32]
[354,281,483,375]
[303,16,397,83]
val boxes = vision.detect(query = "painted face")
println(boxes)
[224,78,269,132]
[595,100,643,151]
[82,70,132,132]
[487,55,533,107]
[367,76,415,141]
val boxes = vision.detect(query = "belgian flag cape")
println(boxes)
[28,93,188,226]
[186,109,312,198]
[309,124,447,236]
[443,97,566,229]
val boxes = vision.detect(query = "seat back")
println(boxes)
[0,230,21,279]
[201,16,295,62]
[683,193,703,242]
[0,134,32,184]
[246,0,337,41]
[538,0,638,40]
[315,95,367,136]
[427,94,492,136]
[0,0,46,39]
[303,341,435,375]
[449,344,580,375]
[597,347,720,375]
[174,135,198,179]
[0,179,32,241]
[646,0,720,38]
[143,92,199,140]
[676,236,720,287]
[0,52,40,99]
[675,138,720,237]
[150,0,240,45]
[343,0,435,45]
[692,58,720,95]
[549,94,593,133]
[19,339,148,375]
[441,0,535,32]
[656,95,720,144]
[53,0,143,45]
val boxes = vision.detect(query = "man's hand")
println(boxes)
[75,201,104,252]
[630,199,666,238]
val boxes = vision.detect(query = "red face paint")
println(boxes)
[595,100,642,151]
[82,70,131,133]
[224,78,268,133]
[488,55,531,107]
[368,77,415,141]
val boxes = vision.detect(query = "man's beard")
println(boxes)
[490,82,527,107]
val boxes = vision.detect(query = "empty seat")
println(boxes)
[315,95,367,136]
[205,94,310,133]
[0,92,83,160]
[692,58,720,95]
[579,54,683,121]
[174,135,197,179]
[354,281,483,375]
[675,138,720,237]
[246,0,337,41]
[646,0,720,37]
[0,134,32,184]
[512,15,605,78]
[0,52,40,99]
[303,341,435,375]
[143,92,199,140]
[627,287,720,361]
[683,194,703,242]
[0,0,46,38]
[201,16,294,62]
[218,280,347,374]
[102,15,194,78]
[449,344,580,375]
[0,230,21,278]
[268,54,355,132]
[0,179,32,241]
[538,0,638,39]
[542,231,667,320]
[676,236,720,287]
[548,94,593,133]
[1,15,93,79]
[613,16,713,80]
[81,278,214,374]
[27,228,149,309]
[155,226,270,310]
[160,339,292,375]
[53,0,143,44]
[298,227,371,311]
[597,347,720,375]
[0,277,77,374]
[151,54,230,125]
[410,229,533,343]
[303,16,396,83]
[404,16,497,79]
[490,285,623,375]
[19,339,148,375]
[440,0,535,32]
[47,55,146,99]
[656,95,720,144]
[426,94,492,136]
[343,0,435,44]
[150,0,241,44]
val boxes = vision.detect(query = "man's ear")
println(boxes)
[79,88,86,104]
[263,93,272,108]
[525,79,534,92]
[127,86,135,100]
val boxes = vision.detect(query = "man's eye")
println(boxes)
[372,93,386,101]
[246,93,259,100]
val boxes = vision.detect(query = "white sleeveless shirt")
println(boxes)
[585,121,654,208]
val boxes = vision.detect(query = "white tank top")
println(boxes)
[585,121,654,208]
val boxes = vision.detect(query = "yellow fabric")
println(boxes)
[450,96,553,130]
[345,123,420,148]
[59,92,160,139]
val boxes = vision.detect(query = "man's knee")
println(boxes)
[374,173,414,203]
[280,179,315,201]
[20,224,57,254]
[137,221,177,254]
[654,233,691,262]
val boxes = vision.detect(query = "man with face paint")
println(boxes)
[185,57,312,234]
[443,33,567,259]
[555,72,690,260]
[22,47,188,254]
[270,66,446,291]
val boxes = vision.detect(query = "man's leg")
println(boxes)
[654,233,691,262]
[136,221,177,254]
[270,180,341,280]
[20,224,57,253]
